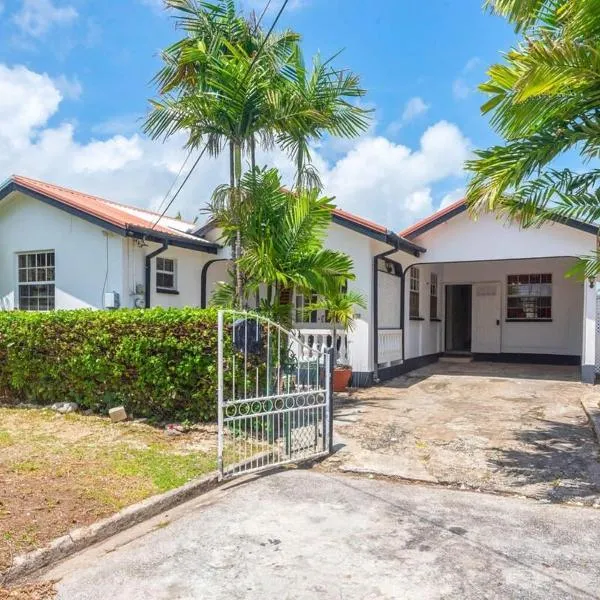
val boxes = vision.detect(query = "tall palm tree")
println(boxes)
[145,0,299,301]
[209,167,355,319]
[145,0,372,304]
[275,45,372,190]
[466,0,600,278]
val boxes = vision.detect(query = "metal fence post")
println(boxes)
[326,347,334,454]
[217,310,224,480]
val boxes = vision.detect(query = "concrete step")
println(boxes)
[439,354,473,364]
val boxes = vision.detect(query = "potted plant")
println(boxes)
[306,283,366,392]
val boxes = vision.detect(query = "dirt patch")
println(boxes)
[0,407,218,575]
[326,362,600,503]
[0,582,56,600]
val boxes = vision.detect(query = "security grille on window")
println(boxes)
[430,272,438,319]
[507,274,552,321]
[156,257,177,291]
[18,251,55,311]
[409,267,420,318]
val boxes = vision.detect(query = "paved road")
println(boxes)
[47,470,600,600]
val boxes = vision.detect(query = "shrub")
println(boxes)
[0,308,230,422]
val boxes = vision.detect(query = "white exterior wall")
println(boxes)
[404,263,444,359]
[315,223,377,375]
[414,211,593,263]
[122,239,217,309]
[0,193,124,310]
[378,270,401,329]
[442,258,583,356]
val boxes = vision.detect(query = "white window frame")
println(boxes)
[430,272,438,320]
[506,273,552,321]
[156,257,177,292]
[294,291,321,324]
[409,267,421,318]
[17,250,56,311]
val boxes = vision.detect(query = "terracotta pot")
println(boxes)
[333,367,352,392]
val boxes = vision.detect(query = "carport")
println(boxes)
[386,201,600,384]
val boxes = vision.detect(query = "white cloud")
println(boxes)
[452,57,481,101]
[91,114,143,137]
[452,78,471,100]
[0,65,62,145]
[13,0,78,37]
[52,75,82,100]
[387,97,430,135]
[440,187,465,209]
[0,63,471,231]
[321,121,471,229]
[463,57,481,72]
[402,97,429,123]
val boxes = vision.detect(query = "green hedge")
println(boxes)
[0,308,229,422]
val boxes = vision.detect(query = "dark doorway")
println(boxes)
[445,285,472,353]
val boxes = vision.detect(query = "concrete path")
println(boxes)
[327,362,600,503]
[46,470,600,599]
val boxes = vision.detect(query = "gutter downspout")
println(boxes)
[372,247,400,384]
[200,258,229,308]
[145,242,168,309]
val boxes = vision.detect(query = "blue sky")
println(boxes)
[0,0,517,230]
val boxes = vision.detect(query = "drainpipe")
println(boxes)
[145,242,168,309]
[200,258,229,308]
[373,248,400,383]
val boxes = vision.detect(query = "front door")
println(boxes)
[472,283,501,353]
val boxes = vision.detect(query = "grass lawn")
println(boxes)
[0,407,218,575]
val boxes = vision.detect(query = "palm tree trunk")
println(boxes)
[331,323,337,368]
[229,141,239,307]
[296,141,303,190]
[250,135,256,173]
[233,142,244,305]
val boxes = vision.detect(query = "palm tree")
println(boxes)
[466,0,600,278]
[209,167,355,321]
[145,0,299,301]
[275,45,372,190]
[145,0,372,303]
[305,283,366,366]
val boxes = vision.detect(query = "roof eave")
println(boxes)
[125,225,220,253]
[0,179,220,254]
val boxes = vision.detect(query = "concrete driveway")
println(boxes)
[45,470,600,599]
[327,361,600,503]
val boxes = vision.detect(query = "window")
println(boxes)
[295,292,318,323]
[430,272,438,319]
[507,274,552,321]
[156,257,177,292]
[409,267,420,318]
[18,251,55,311]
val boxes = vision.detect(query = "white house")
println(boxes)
[1,175,597,384]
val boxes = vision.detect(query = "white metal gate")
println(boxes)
[217,310,332,480]
[595,293,600,375]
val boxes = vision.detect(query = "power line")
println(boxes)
[153,148,193,218]
[150,144,209,230]
[254,0,273,31]
[150,0,291,230]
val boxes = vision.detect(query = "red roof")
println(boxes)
[9,175,207,245]
[332,207,389,235]
[399,198,466,238]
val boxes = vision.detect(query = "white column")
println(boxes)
[581,282,597,384]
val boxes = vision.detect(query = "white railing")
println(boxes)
[378,329,402,365]
[294,327,349,365]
